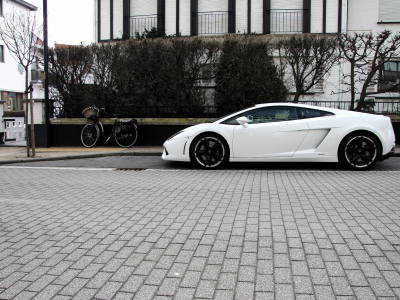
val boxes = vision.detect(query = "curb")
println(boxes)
[0,151,163,165]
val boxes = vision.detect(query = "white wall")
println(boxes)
[348,0,400,33]
[236,0,247,34]
[0,0,36,94]
[251,0,263,34]
[179,0,191,36]
[113,0,123,39]
[165,0,177,35]
[100,0,111,40]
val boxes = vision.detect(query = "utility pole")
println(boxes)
[43,0,50,147]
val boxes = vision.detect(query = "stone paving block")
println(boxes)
[0,280,30,299]
[330,276,353,296]
[59,278,89,296]
[367,277,396,297]
[157,277,181,296]
[235,281,255,300]
[134,285,158,300]
[345,269,369,287]
[13,290,36,300]
[31,284,63,300]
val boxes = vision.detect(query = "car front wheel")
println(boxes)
[339,132,380,170]
[190,134,229,169]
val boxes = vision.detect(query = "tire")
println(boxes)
[339,132,381,170]
[116,124,138,148]
[190,133,229,169]
[81,123,100,148]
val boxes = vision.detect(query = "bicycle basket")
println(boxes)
[82,107,99,120]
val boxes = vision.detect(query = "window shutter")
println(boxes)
[379,0,400,22]
[198,0,228,13]
[271,0,302,10]
[130,0,157,16]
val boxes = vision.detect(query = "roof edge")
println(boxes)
[10,0,37,11]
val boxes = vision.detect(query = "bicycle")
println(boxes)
[81,105,138,148]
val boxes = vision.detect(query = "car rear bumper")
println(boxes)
[379,143,396,161]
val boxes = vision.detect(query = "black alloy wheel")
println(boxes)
[340,132,380,170]
[190,134,229,168]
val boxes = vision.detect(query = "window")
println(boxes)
[0,45,3,62]
[379,0,400,22]
[379,61,400,91]
[382,61,400,81]
[222,106,298,125]
[297,107,334,119]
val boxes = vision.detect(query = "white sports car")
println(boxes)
[162,103,396,170]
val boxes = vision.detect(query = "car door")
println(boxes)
[228,106,309,158]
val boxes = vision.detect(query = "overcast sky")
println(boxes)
[27,0,95,46]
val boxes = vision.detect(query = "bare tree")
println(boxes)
[338,30,400,111]
[0,9,42,157]
[276,34,340,103]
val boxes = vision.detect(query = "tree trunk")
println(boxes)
[30,89,35,157]
[293,92,301,103]
[25,70,30,157]
[349,62,355,110]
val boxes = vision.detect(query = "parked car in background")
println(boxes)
[162,103,396,170]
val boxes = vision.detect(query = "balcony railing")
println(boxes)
[270,9,303,34]
[198,11,229,35]
[125,14,160,37]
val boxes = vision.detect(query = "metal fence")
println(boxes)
[51,101,400,119]
[270,9,303,34]
[298,101,400,114]
[198,11,229,35]
[125,14,159,37]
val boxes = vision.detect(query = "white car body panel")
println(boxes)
[233,119,309,157]
[162,103,396,165]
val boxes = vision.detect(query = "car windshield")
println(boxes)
[205,106,255,123]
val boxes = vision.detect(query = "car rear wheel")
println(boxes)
[190,134,229,169]
[339,132,380,170]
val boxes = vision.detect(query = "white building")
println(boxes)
[94,0,400,103]
[0,0,42,113]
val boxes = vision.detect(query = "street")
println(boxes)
[0,157,400,299]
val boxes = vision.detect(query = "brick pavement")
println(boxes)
[0,166,400,299]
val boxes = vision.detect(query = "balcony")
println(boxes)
[270,9,303,34]
[198,11,229,36]
[124,14,161,37]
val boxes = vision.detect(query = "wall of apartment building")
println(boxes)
[95,0,399,103]
[0,0,37,111]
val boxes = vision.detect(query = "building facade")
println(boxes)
[94,0,400,103]
[0,0,40,113]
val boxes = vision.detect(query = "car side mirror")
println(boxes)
[236,116,249,128]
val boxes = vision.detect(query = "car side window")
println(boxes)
[297,107,334,119]
[222,106,298,125]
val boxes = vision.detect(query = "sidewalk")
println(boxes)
[0,140,163,164]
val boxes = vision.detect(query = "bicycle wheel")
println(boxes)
[115,124,138,148]
[81,123,100,148]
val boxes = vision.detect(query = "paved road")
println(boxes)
[3,156,400,171]
[0,159,400,299]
